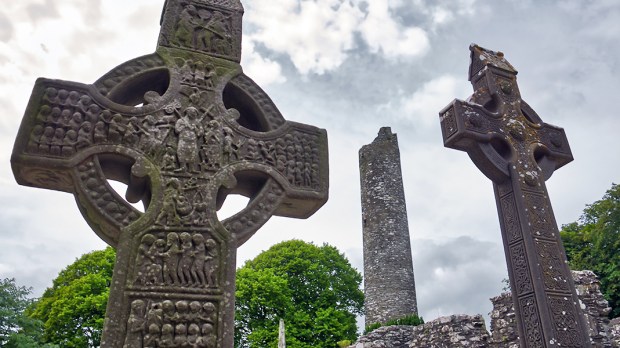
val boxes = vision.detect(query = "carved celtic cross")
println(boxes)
[11,1,328,347]
[439,45,589,347]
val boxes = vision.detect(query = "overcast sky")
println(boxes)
[1,0,619,329]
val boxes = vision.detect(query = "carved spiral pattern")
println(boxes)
[519,295,544,347]
[509,242,533,296]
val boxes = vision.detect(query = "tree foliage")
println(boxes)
[28,247,115,347]
[561,183,620,318]
[235,240,364,348]
[0,278,35,345]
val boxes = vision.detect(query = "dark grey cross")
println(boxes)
[439,44,589,347]
[11,1,328,347]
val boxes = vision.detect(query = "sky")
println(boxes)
[1,0,619,330]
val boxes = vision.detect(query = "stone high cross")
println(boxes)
[439,44,589,347]
[11,1,328,347]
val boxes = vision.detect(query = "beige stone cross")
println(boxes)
[11,1,328,347]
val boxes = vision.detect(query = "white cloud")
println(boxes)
[358,1,429,58]
[241,39,286,86]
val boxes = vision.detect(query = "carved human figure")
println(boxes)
[188,301,202,324]
[200,302,216,324]
[62,130,78,156]
[108,113,125,143]
[139,115,160,155]
[173,323,188,347]
[162,300,176,323]
[156,179,182,225]
[76,122,93,150]
[173,300,190,324]
[159,323,175,348]
[143,323,161,348]
[136,234,157,285]
[197,323,216,348]
[204,239,218,287]
[178,232,195,285]
[163,145,178,171]
[187,323,200,346]
[175,106,205,172]
[145,238,165,285]
[163,232,182,285]
[50,128,65,156]
[146,302,164,329]
[190,234,206,285]
[123,300,146,348]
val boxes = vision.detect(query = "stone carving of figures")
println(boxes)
[303,162,312,187]
[190,234,206,285]
[162,145,178,171]
[67,91,80,107]
[311,164,320,188]
[123,117,142,147]
[77,95,92,113]
[173,323,188,347]
[46,107,61,127]
[193,61,206,87]
[200,302,217,324]
[203,63,217,90]
[180,59,195,84]
[286,160,296,184]
[187,323,200,346]
[193,199,208,225]
[146,302,164,330]
[201,11,229,53]
[43,87,58,105]
[36,105,51,123]
[188,301,202,324]
[62,130,77,156]
[162,300,176,323]
[136,234,156,285]
[93,120,107,143]
[108,113,125,143]
[244,138,258,161]
[139,115,160,155]
[204,239,218,287]
[259,141,275,166]
[60,109,72,126]
[175,5,198,48]
[159,323,175,347]
[68,112,83,130]
[295,161,304,186]
[86,104,101,124]
[28,125,44,153]
[197,323,216,348]
[145,238,165,285]
[50,128,65,156]
[156,179,182,226]
[178,232,194,285]
[143,323,161,348]
[57,89,69,106]
[201,119,223,170]
[221,127,238,164]
[123,300,146,348]
[175,301,190,323]
[76,122,93,150]
[175,106,205,173]
[163,232,182,285]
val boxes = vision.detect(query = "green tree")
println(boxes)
[28,247,115,347]
[0,278,55,347]
[561,183,620,318]
[235,240,364,348]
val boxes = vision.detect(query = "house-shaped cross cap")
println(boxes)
[439,43,573,185]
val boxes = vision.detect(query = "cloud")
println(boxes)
[241,40,286,86]
[358,1,429,58]
[244,0,433,75]
[413,236,506,322]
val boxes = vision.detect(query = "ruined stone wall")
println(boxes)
[359,127,417,326]
[350,315,490,348]
[351,270,620,347]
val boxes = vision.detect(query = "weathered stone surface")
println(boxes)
[350,315,490,348]
[610,318,620,347]
[359,127,418,326]
[489,270,616,347]
[11,1,329,347]
[439,44,589,347]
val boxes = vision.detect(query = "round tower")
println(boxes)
[359,127,418,326]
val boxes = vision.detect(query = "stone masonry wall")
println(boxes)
[352,270,620,347]
[359,127,417,326]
